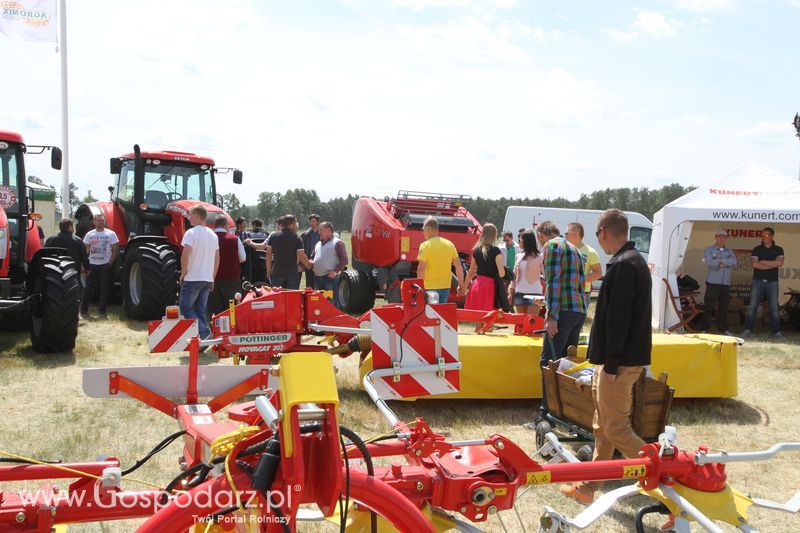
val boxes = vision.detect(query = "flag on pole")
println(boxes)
[0,0,57,42]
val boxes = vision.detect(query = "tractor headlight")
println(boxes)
[0,228,7,259]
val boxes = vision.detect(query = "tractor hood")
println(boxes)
[164,199,232,227]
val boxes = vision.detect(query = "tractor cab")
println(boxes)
[107,150,242,240]
[0,131,62,282]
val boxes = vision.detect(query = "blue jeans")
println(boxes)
[539,310,586,417]
[315,274,340,309]
[432,288,450,304]
[271,274,300,290]
[745,280,780,334]
[179,281,212,338]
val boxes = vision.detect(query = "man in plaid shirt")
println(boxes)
[533,221,586,420]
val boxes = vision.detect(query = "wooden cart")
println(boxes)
[538,359,675,461]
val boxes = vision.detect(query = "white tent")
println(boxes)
[651,162,800,330]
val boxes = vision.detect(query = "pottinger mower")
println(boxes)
[1,316,798,531]
[341,190,482,313]
[74,144,242,320]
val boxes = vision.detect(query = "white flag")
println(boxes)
[0,0,57,43]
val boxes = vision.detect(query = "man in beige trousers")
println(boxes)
[560,209,652,504]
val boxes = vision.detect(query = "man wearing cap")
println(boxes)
[301,214,321,289]
[700,230,737,335]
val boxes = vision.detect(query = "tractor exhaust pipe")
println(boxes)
[133,144,144,207]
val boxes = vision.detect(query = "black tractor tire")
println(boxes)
[338,269,375,314]
[30,256,81,353]
[123,243,179,320]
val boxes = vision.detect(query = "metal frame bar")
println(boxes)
[363,362,462,426]
[110,372,177,417]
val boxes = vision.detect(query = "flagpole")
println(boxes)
[59,0,69,217]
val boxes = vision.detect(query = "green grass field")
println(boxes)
[1,232,799,531]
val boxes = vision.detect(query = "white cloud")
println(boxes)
[609,11,678,42]
[675,0,731,12]
[394,0,469,10]
[399,16,529,63]
[738,121,795,145]
[633,12,677,37]
[21,112,49,130]
[528,68,606,126]
[679,114,712,127]
[393,0,516,9]
[77,117,104,131]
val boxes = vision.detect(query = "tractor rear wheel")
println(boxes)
[30,256,81,353]
[123,243,179,320]
[338,269,375,314]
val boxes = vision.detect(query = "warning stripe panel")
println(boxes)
[369,304,460,397]
[148,319,198,353]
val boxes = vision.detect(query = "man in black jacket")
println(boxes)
[45,218,89,273]
[45,218,90,312]
[561,208,652,505]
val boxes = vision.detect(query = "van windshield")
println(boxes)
[630,226,652,254]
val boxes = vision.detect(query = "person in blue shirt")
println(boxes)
[700,229,738,334]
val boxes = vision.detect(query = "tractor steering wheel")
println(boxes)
[241,281,262,298]
[165,192,183,202]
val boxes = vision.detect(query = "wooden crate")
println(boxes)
[542,360,674,443]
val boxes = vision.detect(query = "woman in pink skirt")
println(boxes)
[462,223,506,311]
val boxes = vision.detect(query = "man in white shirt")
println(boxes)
[179,205,219,343]
[81,214,119,317]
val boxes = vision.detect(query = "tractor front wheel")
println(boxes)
[30,255,81,353]
[338,269,375,314]
[123,243,179,320]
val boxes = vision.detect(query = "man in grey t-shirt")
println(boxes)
[82,214,119,317]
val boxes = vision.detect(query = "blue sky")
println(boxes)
[2,0,800,206]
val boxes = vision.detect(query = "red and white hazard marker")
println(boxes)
[148,318,199,353]
[370,303,460,399]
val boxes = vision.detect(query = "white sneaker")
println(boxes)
[773,332,785,340]
[741,329,752,337]
[722,330,733,336]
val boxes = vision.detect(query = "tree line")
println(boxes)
[29,175,695,230]
[223,184,696,232]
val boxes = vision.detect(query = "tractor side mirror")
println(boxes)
[110,157,122,174]
[50,147,63,170]
[233,169,243,184]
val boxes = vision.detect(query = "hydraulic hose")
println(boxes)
[634,502,671,533]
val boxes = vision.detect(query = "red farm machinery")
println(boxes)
[0,130,80,353]
[340,191,481,313]
[2,285,799,531]
[75,145,242,320]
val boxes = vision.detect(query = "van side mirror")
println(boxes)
[233,169,243,184]
[50,147,63,170]
[110,157,122,174]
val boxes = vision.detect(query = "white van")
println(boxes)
[502,206,653,284]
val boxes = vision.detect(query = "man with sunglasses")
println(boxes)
[743,227,784,338]
[560,209,651,505]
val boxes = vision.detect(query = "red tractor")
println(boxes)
[0,130,81,352]
[75,145,242,320]
[340,190,481,313]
